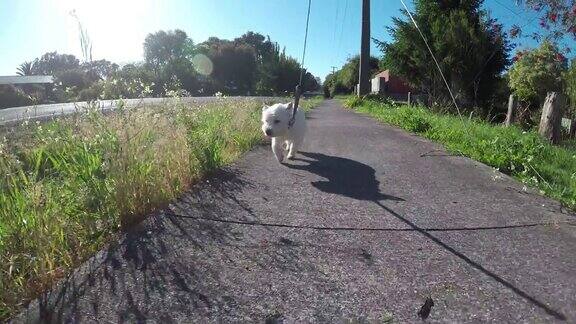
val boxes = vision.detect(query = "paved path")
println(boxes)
[15,100,576,323]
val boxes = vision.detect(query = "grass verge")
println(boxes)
[344,96,576,210]
[0,96,322,320]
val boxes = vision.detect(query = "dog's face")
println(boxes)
[261,102,293,137]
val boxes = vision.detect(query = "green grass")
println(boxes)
[0,96,322,320]
[343,96,576,210]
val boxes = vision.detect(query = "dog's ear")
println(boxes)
[286,102,293,110]
[262,105,268,111]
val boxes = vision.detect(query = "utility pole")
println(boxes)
[358,0,370,96]
[331,66,337,74]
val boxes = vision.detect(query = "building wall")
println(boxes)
[387,75,412,94]
[371,77,382,93]
[370,70,413,95]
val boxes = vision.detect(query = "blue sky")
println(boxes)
[0,0,573,81]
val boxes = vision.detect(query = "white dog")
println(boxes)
[261,102,306,163]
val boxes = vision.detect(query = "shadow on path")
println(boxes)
[24,156,568,322]
[285,152,567,321]
[287,152,404,202]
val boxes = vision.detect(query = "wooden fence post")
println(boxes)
[538,92,565,144]
[407,92,412,106]
[504,94,516,126]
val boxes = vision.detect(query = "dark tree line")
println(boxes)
[1,30,320,108]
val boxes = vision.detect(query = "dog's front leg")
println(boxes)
[271,137,284,162]
[287,141,296,159]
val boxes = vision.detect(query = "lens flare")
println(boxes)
[192,54,213,76]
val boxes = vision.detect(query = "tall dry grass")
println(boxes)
[0,96,322,320]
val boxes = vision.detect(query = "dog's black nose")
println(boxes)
[265,129,272,136]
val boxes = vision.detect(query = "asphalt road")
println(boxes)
[14,99,576,323]
[0,96,281,125]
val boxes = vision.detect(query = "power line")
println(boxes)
[336,0,349,66]
[490,0,540,30]
[330,0,341,68]
[488,0,542,49]
[298,0,312,86]
[492,0,522,17]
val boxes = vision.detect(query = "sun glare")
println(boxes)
[51,0,157,63]
[192,54,213,76]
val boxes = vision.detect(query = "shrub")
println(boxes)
[0,85,32,109]
[395,108,432,133]
[509,41,568,107]
[78,83,104,101]
[100,76,154,99]
[344,96,363,108]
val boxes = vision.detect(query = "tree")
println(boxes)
[509,41,568,107]
[234,32,274,62]
[31,52,80,75]
[254,43,319,95]
[81,60,118,81]
[514,0,576,41]
[272,54,301,93]
[377,0,511,113]
[323,55,379,96]
[323,72,344,97]
[99,63,156,99]
[339,55,379,91]
[143,29,200,96]
[20,52,86,103]
[10,30,320,103]
[566,58,576,117]
[205,40,257,94]
[16,61,35,76]
[144,29,192,70]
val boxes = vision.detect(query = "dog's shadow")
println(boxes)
[284,153,569,321]
[285,152,404,202]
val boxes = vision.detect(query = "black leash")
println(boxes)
[289,0,312,128]
[163,210,575,232]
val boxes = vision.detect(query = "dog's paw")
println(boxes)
[286,154,295,160]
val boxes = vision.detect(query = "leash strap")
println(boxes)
[289,85,301,128]
[289,0,311,129]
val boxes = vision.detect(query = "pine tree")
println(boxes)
[376,0,511,113]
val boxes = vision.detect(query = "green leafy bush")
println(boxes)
[509,41,568,106]
[394,108,432,133]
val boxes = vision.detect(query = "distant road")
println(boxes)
[0,96,283,125]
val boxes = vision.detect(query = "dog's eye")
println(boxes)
[274,120,280,124]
